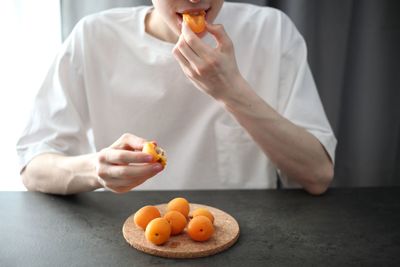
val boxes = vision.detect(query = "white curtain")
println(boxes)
[0,0,62,190]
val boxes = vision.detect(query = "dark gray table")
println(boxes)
[1,188,400,266]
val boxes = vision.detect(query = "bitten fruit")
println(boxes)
[142,142,167,167]
[183,11,206,33]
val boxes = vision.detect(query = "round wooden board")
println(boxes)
[122,203,240,259]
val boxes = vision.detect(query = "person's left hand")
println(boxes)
[172,22,242,101]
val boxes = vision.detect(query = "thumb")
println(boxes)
[111,133,147,150]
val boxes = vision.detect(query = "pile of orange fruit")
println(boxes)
[133,197,215,245]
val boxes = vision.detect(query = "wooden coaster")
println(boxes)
[122,203,240,258]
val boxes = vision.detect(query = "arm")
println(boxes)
[22,153,101,195]
[173,22,333,195]
[21,134,164,195]
[222,76,333,195]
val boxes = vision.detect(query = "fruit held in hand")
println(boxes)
[142,142,167,167]
[192,208,214,224]
[164,210,187,235]
[145,217,171,245]
[134,205,161,230]
[167,197,190,218]
[187,215,214,242]
[183,11,206,33]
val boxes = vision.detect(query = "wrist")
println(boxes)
[84,153,103,190]
[63,153,103,193]
[218,75,254,111]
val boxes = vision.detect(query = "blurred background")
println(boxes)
[1,0,399,190]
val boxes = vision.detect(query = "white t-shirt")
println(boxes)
[16,3,337,190]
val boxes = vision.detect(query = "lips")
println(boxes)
[176,7,211,24]
[182,11,206,33]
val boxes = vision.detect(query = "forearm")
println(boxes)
[173,22,332,193]
[21,153,102,195]
[221,77,333,195]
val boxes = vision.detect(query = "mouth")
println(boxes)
[176,7,211,25]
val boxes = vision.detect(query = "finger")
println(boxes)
[206,24,232,51]
[110,133,147,150]
[98,165,161,192]
[106,176,150,194]
[99,149,153,165]
[172,45,195,75]
[176,34,202,66]
[98,163,163,180]
[101,177,150,194]
[181,21,212,57]
[101,174,151,189]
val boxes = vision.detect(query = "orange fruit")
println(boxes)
[192,208,214,224]
[145,217,171,245]
[133,205,161,230]
[183,11,206,33]
[142,142,167,167]
[167,197,190,218]
[163,210,187,235]
[187,215,214,242]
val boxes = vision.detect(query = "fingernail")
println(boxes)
[145,155,153,162]
[153,164,163,172]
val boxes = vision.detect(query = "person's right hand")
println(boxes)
[95,133,164,193]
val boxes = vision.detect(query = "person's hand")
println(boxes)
[95,133,164,193]
[173,22,243,101]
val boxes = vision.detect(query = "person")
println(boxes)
[16,0,337,195]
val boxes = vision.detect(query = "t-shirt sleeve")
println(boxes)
[16,20,93,173]
[276,12,337,188]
